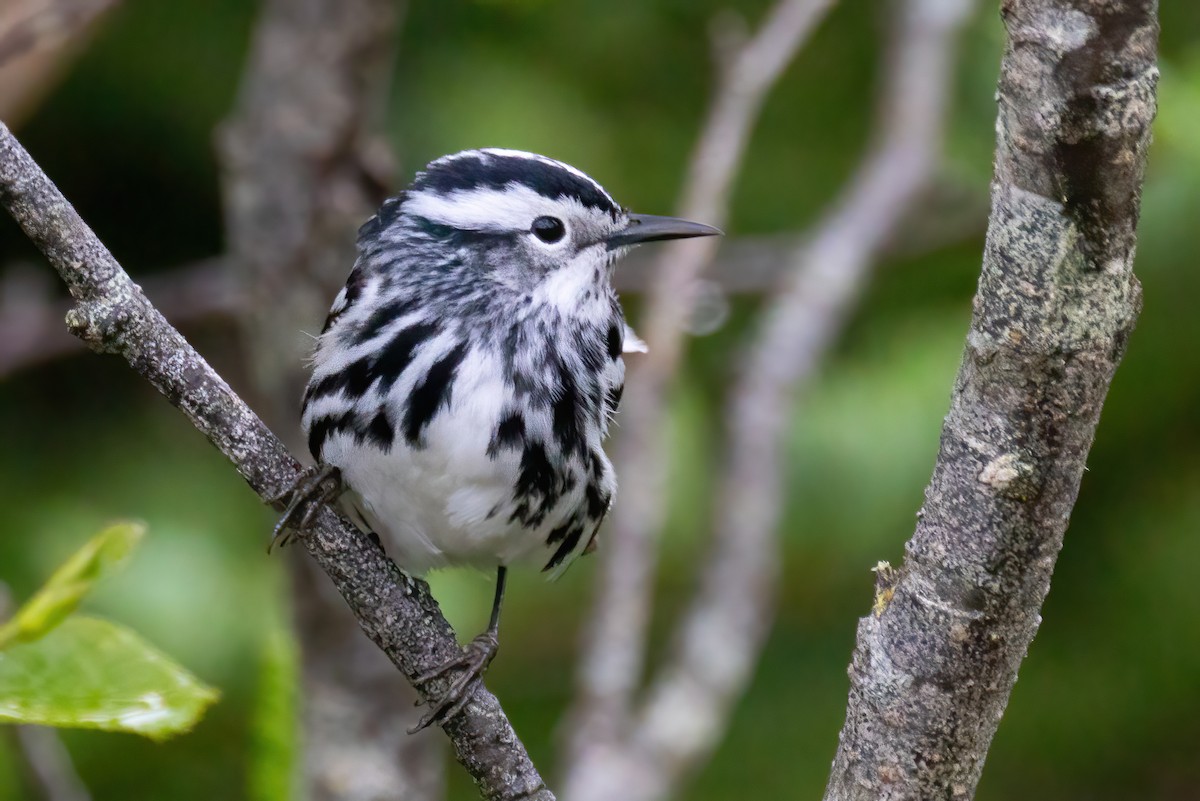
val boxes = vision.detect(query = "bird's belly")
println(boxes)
[327,440,556,575]
[317,377,589,575]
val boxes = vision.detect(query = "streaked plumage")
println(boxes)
[280,148,719,726]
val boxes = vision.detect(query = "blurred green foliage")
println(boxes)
[2,0,1199,799]
[0,524,217,741]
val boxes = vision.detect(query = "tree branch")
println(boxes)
[566,0,837,771]
[823,1,1157,798]
[561,0,975,798]
[217,0,400,428]
[213,2,447,797]
[0,122,553,801]
[0,0,121,125]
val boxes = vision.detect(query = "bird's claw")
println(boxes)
[409,631,499,732]
[268,464,343,552]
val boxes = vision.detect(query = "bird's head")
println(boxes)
[362,149,720,298]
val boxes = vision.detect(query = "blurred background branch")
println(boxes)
[12,726,90,801]
[0,0,119,126]
[0,187,987,379]
[562,0,975,799]
[1,0,1196,799]
[214,1,447,799]
[566,0,837,777]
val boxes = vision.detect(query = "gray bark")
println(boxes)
[823,0,1157,798]
[214,1,445,797]
[0,122,554,801]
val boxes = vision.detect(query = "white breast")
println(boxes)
[317,344,572,575]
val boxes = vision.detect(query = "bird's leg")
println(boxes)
[267,464,343,552]
[410,566,507,732]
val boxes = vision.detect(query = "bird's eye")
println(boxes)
[531,216,566,244]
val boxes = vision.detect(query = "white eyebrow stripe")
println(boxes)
[403,184,593,232]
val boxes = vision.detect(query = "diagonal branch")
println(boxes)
[568,0,837,766]
[213,2,444,797]
[0,122,554,801]
[823,1,1158,798]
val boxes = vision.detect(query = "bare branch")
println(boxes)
[0,0,120,124]
[824,1,1157,798]
[217,0,400,427]
[15,726,90,801]
[0,258,235,376]
[0,187,987,381]
[213,3,445,797]
[567,0,837,768]
[0,122,554,801]
[562,0,975,798]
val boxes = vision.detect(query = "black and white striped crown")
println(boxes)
[357,148,625,244]
[413,148,620,214]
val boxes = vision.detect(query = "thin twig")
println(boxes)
[0,0,121,124]
[567,0,837,769]
[824,0,1157,797]
[0,190,989,380]
[562,0,975,798]
[0,122,554,801]
[15,726,91,801]
[0,0,118,65]
[0,258,235,376]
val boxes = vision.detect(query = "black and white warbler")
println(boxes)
[274,148,720,727]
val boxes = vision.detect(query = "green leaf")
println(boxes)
[0,616,219,740]
[0,522,145,648]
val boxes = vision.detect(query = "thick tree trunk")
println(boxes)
[823,1,1158,798]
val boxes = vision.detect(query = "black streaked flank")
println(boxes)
[355,296,421,345]
[365,409,395,451]
[585,482,609,520]
[514,442,556,502]
[488,411,526,457]
[304,320,437,405]
[545,519,573,545]
[604,384,623,419]
[510,442,558,526]
[606,323,621,360]
[304,355,373,404]
[307,411,354,460]
[544,524,585,571]
[551,363,582,454]
[403,342,469,445]
[376,322,440,393]
[414,152,617,216]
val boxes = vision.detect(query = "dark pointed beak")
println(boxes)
[605,213,723,250]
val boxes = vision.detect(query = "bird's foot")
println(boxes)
[267,464,343,552]
[409,630,499,732]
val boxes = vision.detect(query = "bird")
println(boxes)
[272,147,720,728]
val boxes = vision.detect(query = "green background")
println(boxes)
[2,0,1199,798]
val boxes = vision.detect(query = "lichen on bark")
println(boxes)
[824,1,1158,799]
